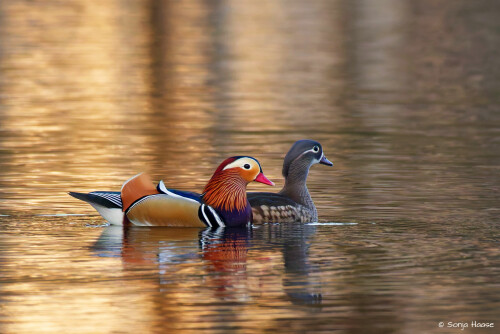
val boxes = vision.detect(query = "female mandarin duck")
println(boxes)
[70,156,274,227]
[247,140,332,223]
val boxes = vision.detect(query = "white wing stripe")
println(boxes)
[158,180,199,203]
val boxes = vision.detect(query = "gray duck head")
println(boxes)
[282,139,333,178]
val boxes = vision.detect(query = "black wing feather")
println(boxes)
[69,191,122,209]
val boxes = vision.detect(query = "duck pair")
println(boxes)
[70,140,332,227]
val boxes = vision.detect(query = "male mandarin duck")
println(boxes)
[247,140,333,223]
[69,156,274,227]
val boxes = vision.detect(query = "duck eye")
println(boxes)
[243,164,251,170]
[313,146,319,153]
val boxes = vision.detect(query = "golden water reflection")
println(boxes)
[0,0,499,332]
[2,219,498,333]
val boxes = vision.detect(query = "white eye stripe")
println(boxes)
[299,147,320,157]
[222,157,259,171]
[294,146,323,164]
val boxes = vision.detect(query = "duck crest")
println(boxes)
[202,169,248,213]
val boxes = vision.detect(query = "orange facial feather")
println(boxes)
[202,169,248,212]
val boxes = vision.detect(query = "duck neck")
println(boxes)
[280,162,315,210]
[202,171,250,221]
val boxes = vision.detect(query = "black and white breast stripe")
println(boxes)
[198,204,225,227]
[90,192,122,207]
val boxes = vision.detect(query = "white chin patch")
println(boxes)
[314,152,324,164]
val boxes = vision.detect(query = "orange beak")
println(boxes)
[254,172,275,186]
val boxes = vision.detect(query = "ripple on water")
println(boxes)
[308,222,358,226]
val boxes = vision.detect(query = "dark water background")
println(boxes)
[0,0,499,333]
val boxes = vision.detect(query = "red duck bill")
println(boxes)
[255,172,275,186]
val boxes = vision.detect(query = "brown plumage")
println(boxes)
[248,140,333,223]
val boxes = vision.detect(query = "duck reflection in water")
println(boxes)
[254,223,322,306]
[91,223,322,306]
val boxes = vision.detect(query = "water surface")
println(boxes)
[0,0,499,333]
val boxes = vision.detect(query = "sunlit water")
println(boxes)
[0,0,499,333]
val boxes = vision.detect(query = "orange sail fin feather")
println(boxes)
[121,173,159,211]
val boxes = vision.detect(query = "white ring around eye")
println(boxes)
[313,146,319,153]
